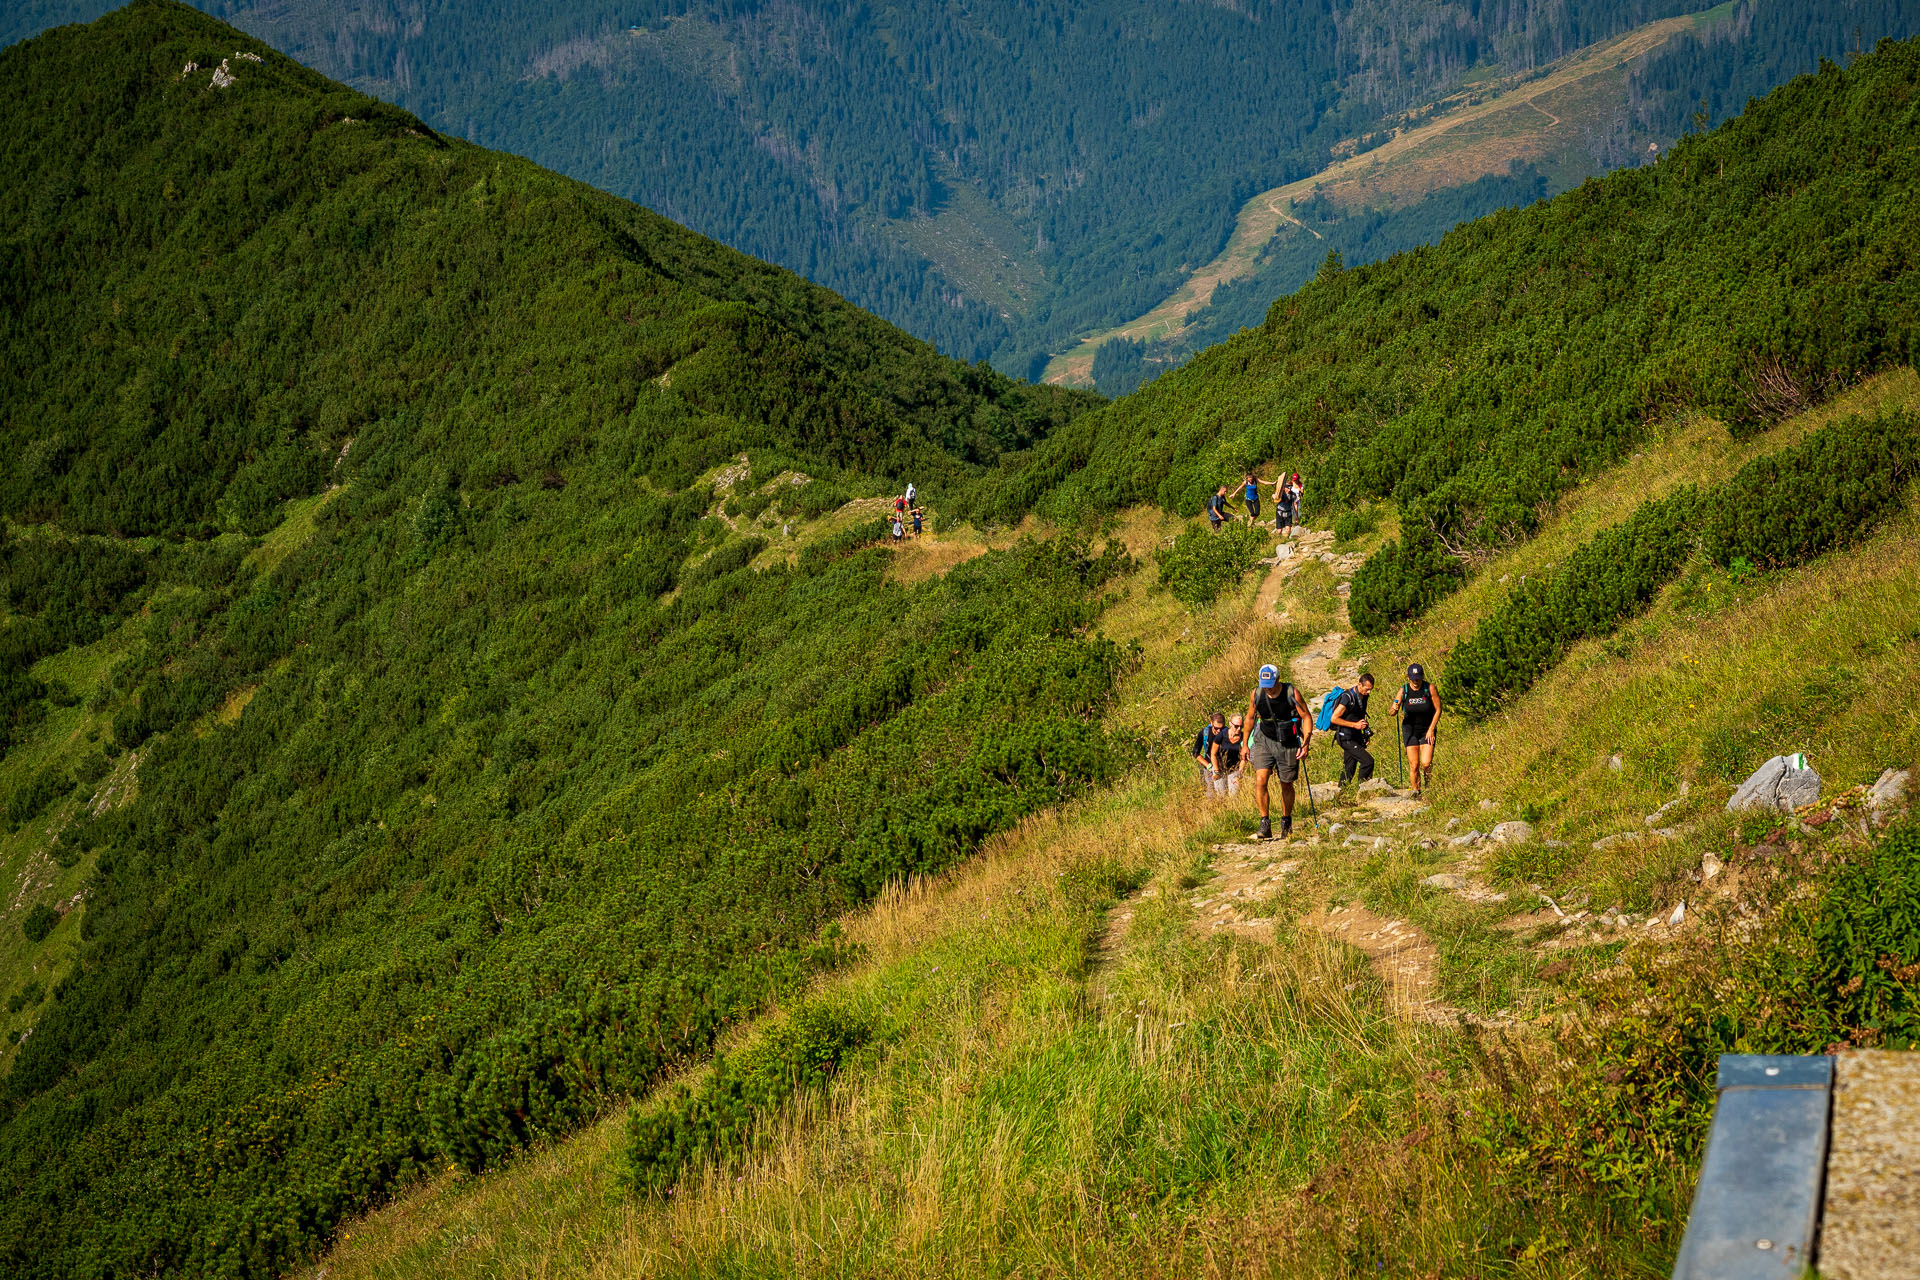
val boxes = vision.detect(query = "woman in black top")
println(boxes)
[1389,663,1442,795]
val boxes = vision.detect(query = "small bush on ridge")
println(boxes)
[1154,522,1267,608]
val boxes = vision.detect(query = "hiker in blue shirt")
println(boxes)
[1243,472,1261,521]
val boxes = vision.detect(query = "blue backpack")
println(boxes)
[1314,687,1346,733]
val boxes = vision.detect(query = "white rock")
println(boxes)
[1446,817,1461,830]
[1608,754,1624,772]
[1701,854,1723,883]
[1868,768,1910,811]
[1357,778,1395,795]
[1423,873,1469,890]
[1328,822,1346,835]
[1591,831,1638,852]
[1725,755,1822,813]
[1668,902,1686,926]
[1478,799,1497,811]
[1449,830,1484,847]
[1273,542,1294,561]
[1489,820,1534,845]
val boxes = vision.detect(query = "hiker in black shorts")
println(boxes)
[1328,671,1375,786]
[1243,472,1261,522]
[1244,663,1313,839]
[1206,484,1232,531]
[1274,474,1297,536]
[1389,663,1442,795]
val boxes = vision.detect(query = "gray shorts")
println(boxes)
[1248,732,1299,782]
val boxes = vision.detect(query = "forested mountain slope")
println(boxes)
[9,0,1780,376]
[0,4,1114,1276]
[972,34,1920,635]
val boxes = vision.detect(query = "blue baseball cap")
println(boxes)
[1259,664,1280,688]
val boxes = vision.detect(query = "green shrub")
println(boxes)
[681,537,768,590]
[625,1001,873,1196]
[1444,490,1699,721]
[1347,524,1462,635]
[5,765,73,831]
[777,480,850,520]
[1703,409,1920,569]
[1153,522,1267,607]
[21,904,59,944]
[6,981,46,1015]
[722,488,776,521]
[1332,505,1379,546]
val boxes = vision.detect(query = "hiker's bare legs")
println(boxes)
[1279,780,1294,819]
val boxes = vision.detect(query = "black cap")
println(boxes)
[1407,663,1425,682]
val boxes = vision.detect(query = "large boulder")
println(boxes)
[1868,768,1910,811]
[1490,820,1534,845]
[1726,754,1822,814]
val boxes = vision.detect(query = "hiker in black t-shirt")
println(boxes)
[1210,714,1246,797]
[1329,671,1376,786]
[1389,663,1442,795]
[1244,663,1313,839]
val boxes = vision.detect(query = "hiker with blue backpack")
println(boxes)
[1316,672,1376,786]
[1192,712,1228,789]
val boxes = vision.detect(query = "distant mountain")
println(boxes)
[9,0,1751,376]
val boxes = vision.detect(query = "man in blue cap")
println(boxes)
[1243,662,1313,839]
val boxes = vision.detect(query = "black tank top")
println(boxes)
[1401,682,1435,730]
[1255,686,1299,746]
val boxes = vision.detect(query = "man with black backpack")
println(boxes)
[1244,664,1313,839]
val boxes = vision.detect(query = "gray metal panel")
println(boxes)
[1672,1054,1832,1280]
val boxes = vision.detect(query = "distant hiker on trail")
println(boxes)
[1328,671,1375,786]
[1193,713,1227,788]
[1206,484,1233,531]
[891,514,905,542]
[1274,473,1298,536]
[911,505,924,537]
[1211,714,1246,797]
[1243,472,1261,521]
[1246,663,1313,839]
[1390,663,1442,795]
[905,481,916,506]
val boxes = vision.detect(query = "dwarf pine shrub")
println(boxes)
[1154,522,1267,607]
[1445,489,1701,721]
[625,1001,873,1196]
[1704,409,1920,569]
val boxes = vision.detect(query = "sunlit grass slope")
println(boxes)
[305,373,1920,1279]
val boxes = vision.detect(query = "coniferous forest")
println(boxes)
[14,0,1917,380]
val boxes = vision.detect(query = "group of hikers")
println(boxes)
[1208,471,1304,537]
[1193,662,1442,838]
[890,482,925,542]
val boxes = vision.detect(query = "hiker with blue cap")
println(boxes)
[1243,662,1313,839]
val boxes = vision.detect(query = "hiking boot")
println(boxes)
[1280,815,1293,839]
[1258,815,1272,840]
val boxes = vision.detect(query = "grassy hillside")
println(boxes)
[294,370,1920,1279]
[0,5,1114,1277]
[975,34,1920,637]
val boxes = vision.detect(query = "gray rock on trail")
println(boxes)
[1645,781,1691,826]
[1478,799,1498,811]
[1725,755,1822,813]
[1449,830,1484,847]
[1591,831,1638,852]
[1423,873,1469,890]
[1489,820,1534,845]
[1868,768,1910,811]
